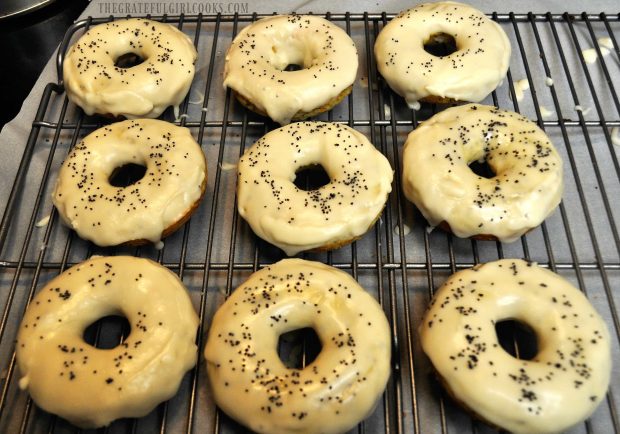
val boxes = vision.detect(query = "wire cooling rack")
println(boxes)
[0,10,619,434]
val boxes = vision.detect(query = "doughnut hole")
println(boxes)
[293,164,331,191]
[468,159,496,179]
[278,327,322,369]
[495,319,539,360]
[284,64,303,72]
[109,163,147,187]
[83,315,131,349]
[423,32,458,57]
[114,52,146,68]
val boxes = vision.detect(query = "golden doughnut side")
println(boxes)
[233,85,353,122]
[123,166,208,246]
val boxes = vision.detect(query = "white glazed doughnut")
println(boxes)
[63,18,197,118]
[374,2,510,108]
[204,258,391,434]
[16,256,199,428]
[419,259,612,433]
[224,14,358,125]
[237,121,393,256]
[52,119,207,246]
[402,104,563,242]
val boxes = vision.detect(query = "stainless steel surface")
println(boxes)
[0,0,56,20]
[0,11,619,434]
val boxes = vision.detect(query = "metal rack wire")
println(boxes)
[0,10,619,434]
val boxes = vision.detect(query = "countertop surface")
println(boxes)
[0,0,88,130]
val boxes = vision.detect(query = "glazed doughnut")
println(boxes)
[16,256,199,428]
[53,119,207,246]
[374,2,510,108]
[224,14,358,125]
[402,104,563,242]
[237,121,393,256]
[419,259,611,433]
[204,258,391,434]
[63,18,197,118]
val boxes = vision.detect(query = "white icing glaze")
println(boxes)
[204,258,391,434]
[402,104,563,242]
[53,119,206,246]
[419,259,611,434]
[513,78,530,102]
[582,48,601,64]
[539,105,554,119]
[582,48,597,63]
[611,127,620,146]
[223,15,358,125]
[63,18,197,118]
[598,37,614,50]
[516,79,530,91]
[374,2,510,106]
[16,256,199,428]
[219,161,237,171]
[35,215,51,228]
[394,223,411,236]
[237,122,393,255]
[188,89,204,105]
[575,105,591,115]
